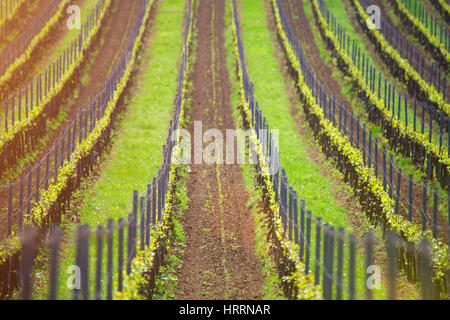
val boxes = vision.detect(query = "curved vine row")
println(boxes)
[387,0,449,71]
[311,0,449,190]
[0,0,112,174]
[272,0,448,287]
[0,0,70,88]
[0,0,156,297]
[351,0,449,117]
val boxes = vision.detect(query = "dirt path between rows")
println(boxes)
[0,0,76,99]
[280,0,350,105]
[176,0,265,300]
[0,0,142,238]
[28,0,162,299]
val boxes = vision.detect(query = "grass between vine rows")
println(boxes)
[224,1,284,299]
[36,0,100,75]
[301,0,448,222]
[322,0,435,136]
[235,0,384,299]
[0,0,100,126]
[325,0,448,157]
[30,0,186,299]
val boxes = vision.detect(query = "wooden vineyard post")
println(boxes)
[365,232,375,300]
[315,217,322,286]
[20,227,38,300]
[118,218,124,292]
[349,233,356,300]
[336,228,344,300]
[95,225,104,300]
[107,219,114,300]
[48,227,62,300]
[305,211,312,275]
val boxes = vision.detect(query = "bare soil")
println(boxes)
[176,0,265,300]
[281,0,351,104]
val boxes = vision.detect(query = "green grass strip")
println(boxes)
[46,0,187,300]
[0,0,71,88]
[239,0,351,228]
[350,0,449,115]
[237,0,380,299]
[273,0,448,292]
[0,0,112,175]
[75,5,185,225]
[313,0,449,190]
[429,0,450,24]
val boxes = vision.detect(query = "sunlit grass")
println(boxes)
[304,0,448,223]
[31,0,186,299]
[234,0,388,299]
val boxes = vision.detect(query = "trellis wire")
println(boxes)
[1,0,106,132]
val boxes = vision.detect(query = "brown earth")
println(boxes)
[176,0,265,300]
[280,0,351,105]
[27,0,162,299]
[0,0,142,238]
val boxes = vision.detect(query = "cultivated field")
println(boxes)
[0,0,448,301]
